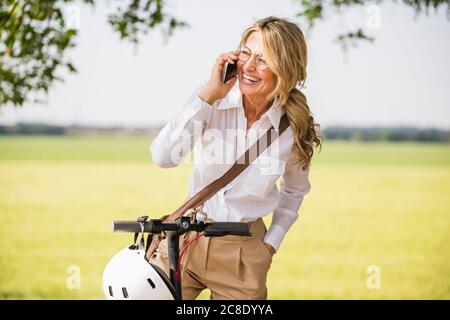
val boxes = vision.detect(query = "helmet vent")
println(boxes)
[147,278,156,289]
[108,286,113,297]
[122,287,129,298]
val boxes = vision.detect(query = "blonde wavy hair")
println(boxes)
[239,16,322,170]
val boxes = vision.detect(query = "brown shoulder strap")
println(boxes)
[164,113,290,222]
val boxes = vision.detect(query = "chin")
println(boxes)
[238,78,262,96]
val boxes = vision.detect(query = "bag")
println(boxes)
[145,206,201,260]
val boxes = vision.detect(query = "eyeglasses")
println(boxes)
[237,46,269,71]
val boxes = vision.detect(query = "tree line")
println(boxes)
[1,123,449,142]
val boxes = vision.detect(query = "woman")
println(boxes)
[148,16,321,300]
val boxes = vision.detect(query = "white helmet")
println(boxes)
[102,245,176,300]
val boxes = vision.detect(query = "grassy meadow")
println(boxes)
[0,135,449,299]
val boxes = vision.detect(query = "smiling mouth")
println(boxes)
[241,72,261,84]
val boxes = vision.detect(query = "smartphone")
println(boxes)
[221,59,238,83]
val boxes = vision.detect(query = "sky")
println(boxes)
[0,0,449,129]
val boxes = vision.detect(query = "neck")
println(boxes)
[242,94,273,121]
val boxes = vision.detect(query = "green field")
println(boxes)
[0,135,449,299]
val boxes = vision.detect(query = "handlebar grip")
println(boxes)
[203,222,251,237]
[111,220,153,233]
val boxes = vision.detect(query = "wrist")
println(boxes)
[264,242,276,255]
[198,88,218,106]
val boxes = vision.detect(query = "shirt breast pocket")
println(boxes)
[243,155,286,198]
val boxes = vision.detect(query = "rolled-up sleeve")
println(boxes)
[263,159,311,251]
[150,83,215,168]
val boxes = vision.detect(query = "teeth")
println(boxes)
[243,73,260,82]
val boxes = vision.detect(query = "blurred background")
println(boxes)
[0,0,449,299]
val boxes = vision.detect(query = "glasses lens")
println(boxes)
[257,60,268,70]
[238,49,250,61]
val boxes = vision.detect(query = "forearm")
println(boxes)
[151,84,214,167]
[263,163,311,251]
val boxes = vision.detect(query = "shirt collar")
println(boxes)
[217,84,285,129]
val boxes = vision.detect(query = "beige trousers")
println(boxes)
[148,218,273,300]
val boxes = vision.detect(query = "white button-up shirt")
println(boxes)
[150,81,311,251]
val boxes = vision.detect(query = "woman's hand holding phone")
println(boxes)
[199,49,239,106]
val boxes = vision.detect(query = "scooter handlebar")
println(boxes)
[111,219,251,237]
